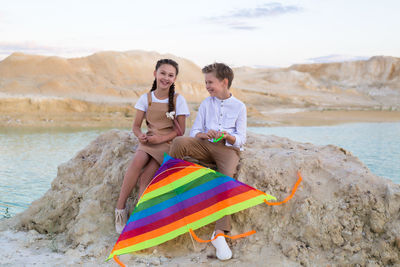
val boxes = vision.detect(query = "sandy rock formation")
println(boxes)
[1,52,400,127]
[290,56,400,107]
[234,56,400,110]
[0,51,206,102]
[1,52,399,109]
[2,130,398,266]
[290,56,400,89]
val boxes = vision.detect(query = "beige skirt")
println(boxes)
[137,141,171,165]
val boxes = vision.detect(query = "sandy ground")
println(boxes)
[251,109,400,126]
[0,229,293,267]
[2,108,400,129]
[0,230,69,267]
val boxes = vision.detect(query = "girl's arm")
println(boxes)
[147,130,177,144]
[133,110,147,143]
[147,114,187,144]
[176,115,186,135]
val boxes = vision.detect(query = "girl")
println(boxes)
[115,59,190,233]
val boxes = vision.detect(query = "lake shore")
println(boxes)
[2,109,400,129]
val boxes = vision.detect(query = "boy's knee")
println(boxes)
[170,136,192,158]
[171,136,192,148]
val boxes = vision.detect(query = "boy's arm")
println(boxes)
[190,99,222,140]
[222,132,236,145]
[228,104,247,147]
[190,102,206,138]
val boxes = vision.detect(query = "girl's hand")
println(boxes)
[138,133,148,144]
[146,134,163,145]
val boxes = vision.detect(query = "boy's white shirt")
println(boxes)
[134,91,190,117]
[190,95,247,151]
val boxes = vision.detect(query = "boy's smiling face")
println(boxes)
[204,72,230,99]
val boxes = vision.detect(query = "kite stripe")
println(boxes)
[108,157,278,262]
[146,165,200,193]
[112,189,263,252]
[127,177,237,225]
[108,193,269,259]
[131,173,229,219]
[150,161,196,184]
[138,168,212,203]
[119,184,251,241]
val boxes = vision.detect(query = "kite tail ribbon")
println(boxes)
[264,171,303,206]
[113,255,126,267]
[189,228,256,243]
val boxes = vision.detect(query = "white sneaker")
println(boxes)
[115,208,128,234]
[211,231,232,260]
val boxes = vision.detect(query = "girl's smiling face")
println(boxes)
[154,64,177,90]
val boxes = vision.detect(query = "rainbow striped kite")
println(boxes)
[107,154,277,262]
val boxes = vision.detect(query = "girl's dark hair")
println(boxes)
[150,59,179,112]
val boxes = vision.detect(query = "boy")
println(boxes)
[169,63,246,260]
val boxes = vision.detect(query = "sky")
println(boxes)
[0,0,399,67]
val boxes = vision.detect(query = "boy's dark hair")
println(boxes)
[202,63,234,89]
[150,59,179,112]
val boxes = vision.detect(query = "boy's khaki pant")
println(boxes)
[169,136,240,232]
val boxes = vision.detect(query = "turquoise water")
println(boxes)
[1,123,399,218]
[249,122,400,184]
[0,127,125,218]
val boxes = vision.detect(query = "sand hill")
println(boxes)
[1,51,400,127]
[0,51,205,102]
[234,56,400,110]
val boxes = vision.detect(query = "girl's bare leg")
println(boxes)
[116,150,150,209]
[137,158,160,198]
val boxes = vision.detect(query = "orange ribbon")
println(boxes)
[264,171,303,206]
[113,255,126,267]
[189,228,256,243]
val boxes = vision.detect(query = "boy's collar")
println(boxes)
[215,93,232,101]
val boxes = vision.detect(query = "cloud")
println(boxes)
[207,2,302,30]
[0,41,98,59]
[226,22,258,31]
[228,2,301,19]
[306,54,370,64]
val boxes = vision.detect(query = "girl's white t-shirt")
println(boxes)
[134,91,190,117]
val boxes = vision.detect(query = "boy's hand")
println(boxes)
[206,130,219,139]
[221,131,235,145]
[196,130,225,140]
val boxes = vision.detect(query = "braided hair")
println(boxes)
[150,59,179,113]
